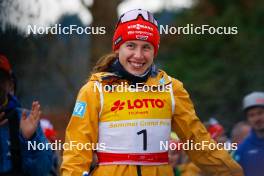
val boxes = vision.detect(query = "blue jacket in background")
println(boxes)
[0,95,53,175]
[234,129,264,176]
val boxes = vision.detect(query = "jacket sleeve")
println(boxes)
[61,81,100,176]
[19,123,53,176]
[171,78,244,176]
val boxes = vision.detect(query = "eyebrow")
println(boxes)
[126,42,152,48]
[143,44,151,47]
[126,42,135,45]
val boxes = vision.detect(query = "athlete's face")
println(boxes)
[116,40,155,76]
[246,107,264,132]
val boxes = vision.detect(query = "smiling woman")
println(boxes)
[60,9,244,176]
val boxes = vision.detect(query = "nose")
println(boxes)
[133,48,144,59]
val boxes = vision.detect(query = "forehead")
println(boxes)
[246,106,264,115]
[123,40,153,47]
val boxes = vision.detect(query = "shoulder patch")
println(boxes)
[159,77,165,85]
[72,101,87,118]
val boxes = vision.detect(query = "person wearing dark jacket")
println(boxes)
[0,54,53,175]
[234,92,264,176]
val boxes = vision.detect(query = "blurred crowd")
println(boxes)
[0,55,59,176]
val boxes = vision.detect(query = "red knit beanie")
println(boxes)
[0,55,12,74]
[113,16,160,55]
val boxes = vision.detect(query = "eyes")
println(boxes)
[126,42,153,51]
[143,45,152,50]
[126,43,135,49]
[247,108,264,119]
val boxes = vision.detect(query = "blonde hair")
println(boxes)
[91,52,118,74]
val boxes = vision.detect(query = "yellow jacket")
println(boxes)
[178,162,202,176]
[61,70,243,176]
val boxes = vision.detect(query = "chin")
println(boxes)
[134,72,145,76]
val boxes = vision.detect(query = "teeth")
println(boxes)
[130,62,144,68]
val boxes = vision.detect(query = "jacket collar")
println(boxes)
[247,129,264,146]
[90,69,172,87]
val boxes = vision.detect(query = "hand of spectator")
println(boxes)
[0,112,8,126]
[20,101,41,139]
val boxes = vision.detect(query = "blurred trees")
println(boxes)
[0,15,90,112]
[0,0,121,111]
[158,0,264,130]
[83,0,120,67]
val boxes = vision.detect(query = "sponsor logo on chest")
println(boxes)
[111,98,165,112]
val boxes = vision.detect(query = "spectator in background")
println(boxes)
[206,118,225,142]
[234,92,264,176]
[176,118,230,176]
[0,54,53,175]
[177,118,227,176]
[168,132,181,176]
[231,121,251,145]
[40,119,60,176]
[40,119,57,143]
[169,132,202,176]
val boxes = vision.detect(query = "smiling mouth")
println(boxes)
[128,61,145,69]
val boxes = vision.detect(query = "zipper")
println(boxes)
[136,165,142,176]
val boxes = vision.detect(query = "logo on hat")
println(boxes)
[256,98,264,104]
[114,36,123,46]
[136,35,148,40]
[128,24,153,31]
